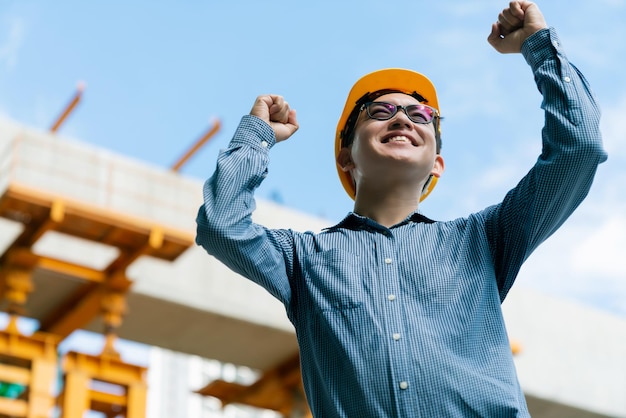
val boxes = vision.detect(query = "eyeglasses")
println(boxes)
[360,101,438,124]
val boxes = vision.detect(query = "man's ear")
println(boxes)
[337,147,354,172]
[431,154,445,178]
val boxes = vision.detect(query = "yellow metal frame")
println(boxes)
[58,351,147,418]
[0,316,59,418]
[0,159,194,417]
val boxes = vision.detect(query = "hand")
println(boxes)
[487,1,548,54]
[250,94,299,142]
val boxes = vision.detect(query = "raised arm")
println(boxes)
[483,2,608,299]
[195,96,299,306]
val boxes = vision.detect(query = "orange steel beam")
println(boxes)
[60,351,147,418]
[0,185,193,341]
[4,248,106,283]
[1,184,193,262]
[197,352,306,415]
[0,397,27,416]
[105,226,163,274]
[41,275,131,339]
[0,325,59,418]
[38,282,103,337]
[24,198,66,246]
[171,119,221,172]
[64,350,147,385]
[50,81,85,133]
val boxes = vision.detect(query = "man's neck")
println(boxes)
[353,185,421,228]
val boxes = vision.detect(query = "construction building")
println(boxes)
[0,95,625,417]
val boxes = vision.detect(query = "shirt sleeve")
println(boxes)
[195,114,295,307]
[484,27,608,300]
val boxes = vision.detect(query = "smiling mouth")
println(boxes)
[383,135,414,145]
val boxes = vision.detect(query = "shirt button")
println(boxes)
[260,140,269,148]
[384,258,392,264]
[387,294,396,301]
[399,381,409,390]
[564,76,571,83]
[392,333,401,341]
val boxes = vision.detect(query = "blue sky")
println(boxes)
[1,0,625,324]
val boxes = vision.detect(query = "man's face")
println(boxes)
[339,92,444,194]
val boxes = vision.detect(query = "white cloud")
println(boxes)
[571,216,626,277]
[517,214,626,316]
[0,16,25,71]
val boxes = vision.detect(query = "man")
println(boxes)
[196,1,607,416]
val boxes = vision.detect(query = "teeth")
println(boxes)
[387,136,410,143]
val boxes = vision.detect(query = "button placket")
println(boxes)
[378,233,410,399]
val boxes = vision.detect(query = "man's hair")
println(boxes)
[340,89,442,153]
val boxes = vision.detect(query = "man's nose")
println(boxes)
[390,107,414,127]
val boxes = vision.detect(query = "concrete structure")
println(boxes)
[1,116,625,417]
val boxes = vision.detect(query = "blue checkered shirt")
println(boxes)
[196,28,607,417]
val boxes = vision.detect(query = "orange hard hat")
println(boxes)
[335,68,441,201]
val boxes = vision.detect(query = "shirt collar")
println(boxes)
[325,211,435,232]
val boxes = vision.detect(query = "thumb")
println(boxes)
[250,95,272,123]
[487,22,504,50]
[487,21,527,54]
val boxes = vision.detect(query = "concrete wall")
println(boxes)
[0,117,199,233]
[504,288,626,417]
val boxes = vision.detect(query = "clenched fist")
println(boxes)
[250,94,299,142]
[488,1,548,54]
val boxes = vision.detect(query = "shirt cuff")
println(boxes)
[232,114,277,150]
[521,27,563,72]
